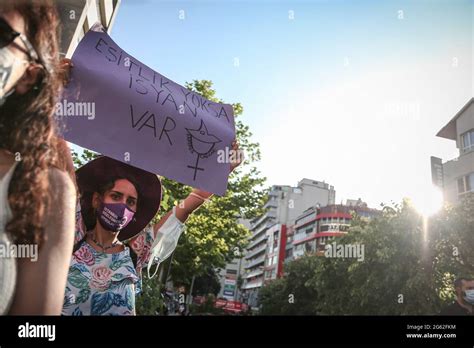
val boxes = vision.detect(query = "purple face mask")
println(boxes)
[97,202,135,232]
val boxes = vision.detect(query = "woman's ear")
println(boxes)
[92,192,100,210]
[14,63,42,95]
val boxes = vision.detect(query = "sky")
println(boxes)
[77,0,473,209]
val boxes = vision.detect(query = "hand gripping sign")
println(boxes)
[58,23,235,195]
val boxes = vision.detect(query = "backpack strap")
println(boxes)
[126,242,138,270]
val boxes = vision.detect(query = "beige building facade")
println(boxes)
[433,98,474,204]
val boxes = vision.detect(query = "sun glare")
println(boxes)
[412,185,444,218]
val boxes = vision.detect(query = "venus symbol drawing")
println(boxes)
[185,120,222,180]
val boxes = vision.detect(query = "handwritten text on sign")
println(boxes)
[59,24,235,195]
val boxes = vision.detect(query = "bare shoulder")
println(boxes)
[43,167,76,242]
[47,167,76,198]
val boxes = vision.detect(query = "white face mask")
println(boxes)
[0,46,27,106]
[463,289,474,305]
[147,206,185,278]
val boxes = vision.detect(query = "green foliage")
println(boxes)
[71,148,99,169]
[135,275,164,315]
[259,256,320,315]
[191,268,222,296]
[259,195,474,315]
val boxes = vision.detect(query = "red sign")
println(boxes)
[214,300,248,313]
[215,299,227,308]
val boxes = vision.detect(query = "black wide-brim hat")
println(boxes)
[76,156,162,241]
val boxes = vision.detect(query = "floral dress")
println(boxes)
[61,204,184,316]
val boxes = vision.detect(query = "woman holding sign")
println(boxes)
[62,142,242,315]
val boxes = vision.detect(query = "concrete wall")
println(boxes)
[443,104,474,203]
[57,0,121,58]
[272,179,335,224]
[443,151,474,203]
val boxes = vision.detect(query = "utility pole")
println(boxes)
[187,274,196,313]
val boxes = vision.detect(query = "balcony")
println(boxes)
[243,268,264,279]
[263,199,278,209]
[247,233,268,250]
[242,279,263,290]
[245,244,266,260]
[443,151,474,179]
[251,222,274,240]
[245,255,265,269]
[251,211,276,230]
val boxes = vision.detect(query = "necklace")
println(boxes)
[90,233,120,252]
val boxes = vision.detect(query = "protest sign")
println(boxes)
[58,23,235,195]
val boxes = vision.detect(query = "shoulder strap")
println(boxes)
[127,243,138,269]
[72,235,87,254]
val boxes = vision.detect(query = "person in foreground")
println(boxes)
[0,1,76,315]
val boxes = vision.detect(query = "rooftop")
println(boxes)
[436,98,474,141]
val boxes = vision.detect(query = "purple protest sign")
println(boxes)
[58,24,235,196]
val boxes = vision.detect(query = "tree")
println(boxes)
[191,267,221,296]
[309,200,440,315]
[259,256,320,315]
[71,148,99,169]
[259,195,474,315]
[430,193,474,302]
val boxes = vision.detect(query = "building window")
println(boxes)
[340,225,350,232]
[458,173,474,194]
[458,177,465,194]
[461,130,474,153]
[296,212,316,226]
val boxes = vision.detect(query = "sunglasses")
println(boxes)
[0,16,40,63]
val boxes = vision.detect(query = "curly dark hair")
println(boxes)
[0,0,64,247]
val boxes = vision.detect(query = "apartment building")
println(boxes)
[241,179,335,308]
[432,98,474,203]
[286,200,379,262]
